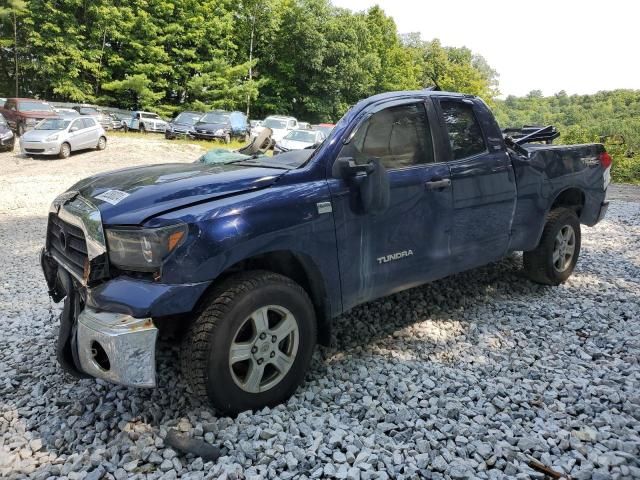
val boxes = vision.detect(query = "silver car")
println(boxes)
[20,117,107,159]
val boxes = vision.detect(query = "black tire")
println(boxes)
[58,142,71,159]
[223,133,230,144]
[96,136,107,150]
[523,207,581,285]
[123,124,129,133]
[181,271,316,414]
[140,124,147,134]
[17,123,25,137]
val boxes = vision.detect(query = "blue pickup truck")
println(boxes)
[41,90,610,413]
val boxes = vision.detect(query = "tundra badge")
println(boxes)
[377,250,414,264]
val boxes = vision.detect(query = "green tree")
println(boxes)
[0,0,27,96]
[102,74,164,110]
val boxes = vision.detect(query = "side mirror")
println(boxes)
[358,158,390,214]
[70,126,79,132]
[333,157,390,215]
[332,157,375,179]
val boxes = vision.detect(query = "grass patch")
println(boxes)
[109,131,247,151]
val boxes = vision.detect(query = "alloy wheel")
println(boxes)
[552,225,576,272]
[228,305,299,393]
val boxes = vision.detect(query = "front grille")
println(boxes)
[26,148,45,153]
[47,213,88,280]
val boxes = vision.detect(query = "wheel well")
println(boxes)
[550,188,585,218]
[196,251,333,346]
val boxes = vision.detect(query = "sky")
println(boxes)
[331,0,639,97]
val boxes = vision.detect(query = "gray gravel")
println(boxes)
[1,138,639,479]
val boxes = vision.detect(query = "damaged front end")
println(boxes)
[41,191,158,387]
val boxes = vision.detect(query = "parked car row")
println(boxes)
[0,96,336,155]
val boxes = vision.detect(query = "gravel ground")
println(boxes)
[1,137,639,480]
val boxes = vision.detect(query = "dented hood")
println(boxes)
[70,162,285,225]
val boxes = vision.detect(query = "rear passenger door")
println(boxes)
[81,118,99,148]
[434,97,517,270]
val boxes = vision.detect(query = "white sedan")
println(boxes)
[20,117,107,159]
[274,129,326,154]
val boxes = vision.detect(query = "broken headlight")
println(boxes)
[105,224,187,272]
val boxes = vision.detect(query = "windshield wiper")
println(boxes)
[225,159,291,170]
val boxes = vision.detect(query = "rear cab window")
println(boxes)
[439,100,487,160]
[338,103,435,170]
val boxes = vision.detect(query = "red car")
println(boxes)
[0,98,57,136]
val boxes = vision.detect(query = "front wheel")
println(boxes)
[58,142,71,159]
[523,208,581,285]
[181,271,316,414]
[140,124,146,134]
[17,123,25,136]
[96,136,107,150]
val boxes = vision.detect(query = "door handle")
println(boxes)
[425,178,451,190]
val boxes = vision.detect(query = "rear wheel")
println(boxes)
[181,271,316,414]
[58,142,71,159]
[523,208,581,285]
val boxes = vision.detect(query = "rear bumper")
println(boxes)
[77,308,158,388]
[596,201,609,223]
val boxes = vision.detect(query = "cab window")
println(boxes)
[440,100,486,160]
[338,103,434,170]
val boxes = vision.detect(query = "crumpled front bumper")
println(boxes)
[42,249,159,388]
[76,308,158,388]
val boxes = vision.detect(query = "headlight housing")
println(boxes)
[105,224,187,272]
[214,129,224,136]
[46,133,59,141]
[1,131,12,140]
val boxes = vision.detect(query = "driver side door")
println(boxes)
[327,99,453,311]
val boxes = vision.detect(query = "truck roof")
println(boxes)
[363,89,468,104]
